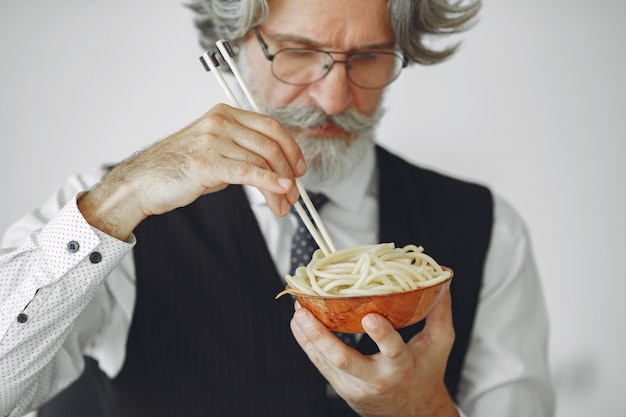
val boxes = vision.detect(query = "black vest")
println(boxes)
[39,147,493,417]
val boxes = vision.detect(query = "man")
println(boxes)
[0,0,555,416]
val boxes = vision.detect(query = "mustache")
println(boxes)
[265,105,384,134]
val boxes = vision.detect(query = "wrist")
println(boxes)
[408,384,458,417]
[77,173,145,241]
[422,386,458,417]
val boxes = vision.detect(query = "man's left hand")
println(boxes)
[290,287,458,417]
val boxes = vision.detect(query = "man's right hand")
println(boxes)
[77,103,306,241]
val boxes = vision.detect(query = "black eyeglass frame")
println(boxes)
[252,27,409,90]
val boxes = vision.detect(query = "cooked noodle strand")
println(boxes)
[280,243,451,297]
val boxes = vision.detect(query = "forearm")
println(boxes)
[0,198,134,415]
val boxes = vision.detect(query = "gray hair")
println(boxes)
[187,0,481,65]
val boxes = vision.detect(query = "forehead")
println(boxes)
[262,0,393,50]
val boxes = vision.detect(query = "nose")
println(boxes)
[308,61,353,116]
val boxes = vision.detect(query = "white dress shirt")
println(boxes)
[0,146,555,417]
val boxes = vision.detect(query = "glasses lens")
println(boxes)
[272,49,333,85]
[347,52,405,89]
[271,49,405,89]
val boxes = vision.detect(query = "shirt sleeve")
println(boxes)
[455,194,556,416]
[0,174,135,417]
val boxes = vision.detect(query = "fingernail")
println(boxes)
[281,199,291,216]
[278,177,292,191]
[288,186,300,203]
[362,315,378,331]
[296,159,306,176]
[294,309,312,329]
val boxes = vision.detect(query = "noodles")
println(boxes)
[277,243,451,297]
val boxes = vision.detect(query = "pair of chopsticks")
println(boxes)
[200,41,336,256]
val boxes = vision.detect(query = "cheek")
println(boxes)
[240,38,305,109]
[255,78,308,109]
[353,89,385,117]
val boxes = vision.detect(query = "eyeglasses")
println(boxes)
[252,28,408,90]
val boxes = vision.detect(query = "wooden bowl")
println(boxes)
[294,266,453,334]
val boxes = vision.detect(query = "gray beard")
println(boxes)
[265,105,383,190]
[235,45,385,189]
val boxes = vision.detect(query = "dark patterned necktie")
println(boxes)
[288,193,357,347]
[289,192,329,275]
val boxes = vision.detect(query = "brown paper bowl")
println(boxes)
[293,266,453,334]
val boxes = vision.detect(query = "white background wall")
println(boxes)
[1,1,625,416]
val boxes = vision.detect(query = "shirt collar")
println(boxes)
[244,144,376,213]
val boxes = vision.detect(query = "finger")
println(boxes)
[208,135,299,210]
[408,285,455,350]
[228,107,306,177]
[290,308,361,375]
[209,156,293,214]
[207,115,295,181]
[197,104,304,181]
[231,130,297,183]
[202,108,303,210]
[361,313,407,360]
[257,186,300,217]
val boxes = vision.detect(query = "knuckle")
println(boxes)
[262,115,283,133]
[385,346,403,360]
[233,162,252,179]
[258,169,274,186]
[202,111,229,129]
[212,102,231,113]
[307,351,325,369]
[261,139,282,159]
[251,155,270,171]
[330,351,351,371]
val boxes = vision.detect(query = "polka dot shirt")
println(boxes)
[0,196,134,416]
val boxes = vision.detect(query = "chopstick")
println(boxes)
[200,42,337,256]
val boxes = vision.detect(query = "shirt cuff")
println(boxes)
[38,195,135,284]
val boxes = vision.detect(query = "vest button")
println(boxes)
[17,313,28,323]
